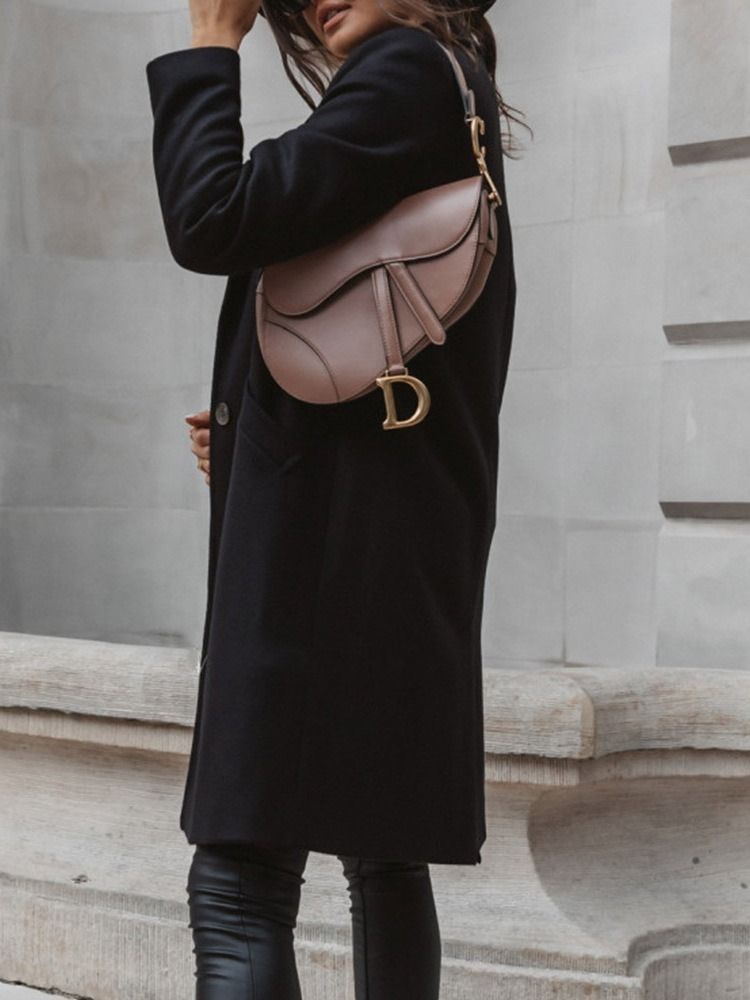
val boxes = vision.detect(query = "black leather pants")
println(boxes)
[187,841,442,999]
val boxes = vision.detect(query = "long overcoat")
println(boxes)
[146,23,516,865]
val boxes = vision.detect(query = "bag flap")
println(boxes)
[262,175,485,316]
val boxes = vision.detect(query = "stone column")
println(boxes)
[658,0,750,669]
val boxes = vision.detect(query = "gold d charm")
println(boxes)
[375,371,431,430]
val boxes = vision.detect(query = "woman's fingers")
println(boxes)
[185,410,211,485]
[190,427,210,460]
[185,409,210,429]
[188,0,259,42]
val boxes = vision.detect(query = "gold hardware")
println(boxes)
[375,371,431,430]
[467,115,502,207]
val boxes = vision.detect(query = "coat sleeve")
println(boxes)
[145,26,464,275]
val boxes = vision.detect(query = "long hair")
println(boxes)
[261,0,532,158]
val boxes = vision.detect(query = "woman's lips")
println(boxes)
[323,7,349,32]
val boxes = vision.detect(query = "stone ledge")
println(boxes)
[482,664,750,758]
[2,630,750,762]
[0,631,196,727]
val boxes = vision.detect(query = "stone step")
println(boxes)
[1,631,750,999]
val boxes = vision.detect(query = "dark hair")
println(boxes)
[262,0,532,158]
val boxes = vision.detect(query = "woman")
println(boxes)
[146,0,521,993]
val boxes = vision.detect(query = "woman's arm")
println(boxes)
[145,26,462,275]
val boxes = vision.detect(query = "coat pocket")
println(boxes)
[236,378,306,478]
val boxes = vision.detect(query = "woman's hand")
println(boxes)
[185,410,211,485]
[189,0,262,49]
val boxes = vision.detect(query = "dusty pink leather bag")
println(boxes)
[255,39,502,430]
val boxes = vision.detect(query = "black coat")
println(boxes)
[146,24,516,865]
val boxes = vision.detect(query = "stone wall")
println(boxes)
[8,0,745,672]
[0,0,307,648]
[487,0,672,670]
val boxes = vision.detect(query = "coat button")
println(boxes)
[215,401,230,426]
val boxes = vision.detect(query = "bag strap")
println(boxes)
[434,40,476,117]
[434,40,503,207]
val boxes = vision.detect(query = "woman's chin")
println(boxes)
[324,18,392,58]
[324,25,361,58]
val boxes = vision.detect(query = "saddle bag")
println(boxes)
[255,39,502,429]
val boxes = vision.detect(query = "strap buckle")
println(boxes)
[467,114,502,207]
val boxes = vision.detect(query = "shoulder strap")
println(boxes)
[434,40,476,118]
[433,39,502,206]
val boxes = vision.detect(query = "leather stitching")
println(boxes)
[260,320,340,401]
